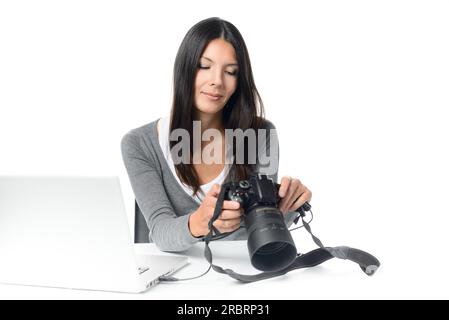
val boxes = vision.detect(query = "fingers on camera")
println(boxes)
[292,188,312,209]
[220,209,242,220]
[279,176,291,197]
[214,218,241,232]
[223,200,240,210]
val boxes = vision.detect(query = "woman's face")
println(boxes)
[193,38,239,117]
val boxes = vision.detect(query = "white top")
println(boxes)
[157,116,232,204]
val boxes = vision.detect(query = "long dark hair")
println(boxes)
[170,17,265,196]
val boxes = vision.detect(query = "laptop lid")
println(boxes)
[0,175,185,293]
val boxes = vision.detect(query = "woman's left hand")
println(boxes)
[278,176,312,215]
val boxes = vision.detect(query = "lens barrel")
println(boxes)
[244,206,297,272]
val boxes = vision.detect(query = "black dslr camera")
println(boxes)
[223,173,311,272]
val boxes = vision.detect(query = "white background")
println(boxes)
[1,0,448,299]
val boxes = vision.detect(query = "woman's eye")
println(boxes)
[198,64,237,76]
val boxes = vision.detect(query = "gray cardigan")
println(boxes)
[121,118,298,252]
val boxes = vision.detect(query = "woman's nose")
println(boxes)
[210,69,224,87]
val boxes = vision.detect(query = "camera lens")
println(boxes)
[244,206,297,272]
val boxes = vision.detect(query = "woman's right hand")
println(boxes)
[188,183,242,237]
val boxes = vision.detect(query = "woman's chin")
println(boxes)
[194,105,225,116]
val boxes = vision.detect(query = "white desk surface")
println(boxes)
[0,239,447,300]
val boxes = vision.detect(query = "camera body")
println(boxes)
[226,174,280,212]
[223,174,304,271]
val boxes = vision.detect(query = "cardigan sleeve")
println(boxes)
[121,131,200,252]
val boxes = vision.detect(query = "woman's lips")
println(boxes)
[202,92,223,101]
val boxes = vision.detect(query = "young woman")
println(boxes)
[121,17,312,252]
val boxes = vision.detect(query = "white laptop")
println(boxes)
[0,176,188,293]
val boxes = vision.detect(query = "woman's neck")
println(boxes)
[194,111,224,134]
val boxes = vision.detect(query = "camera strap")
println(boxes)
[203,185,380,283]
